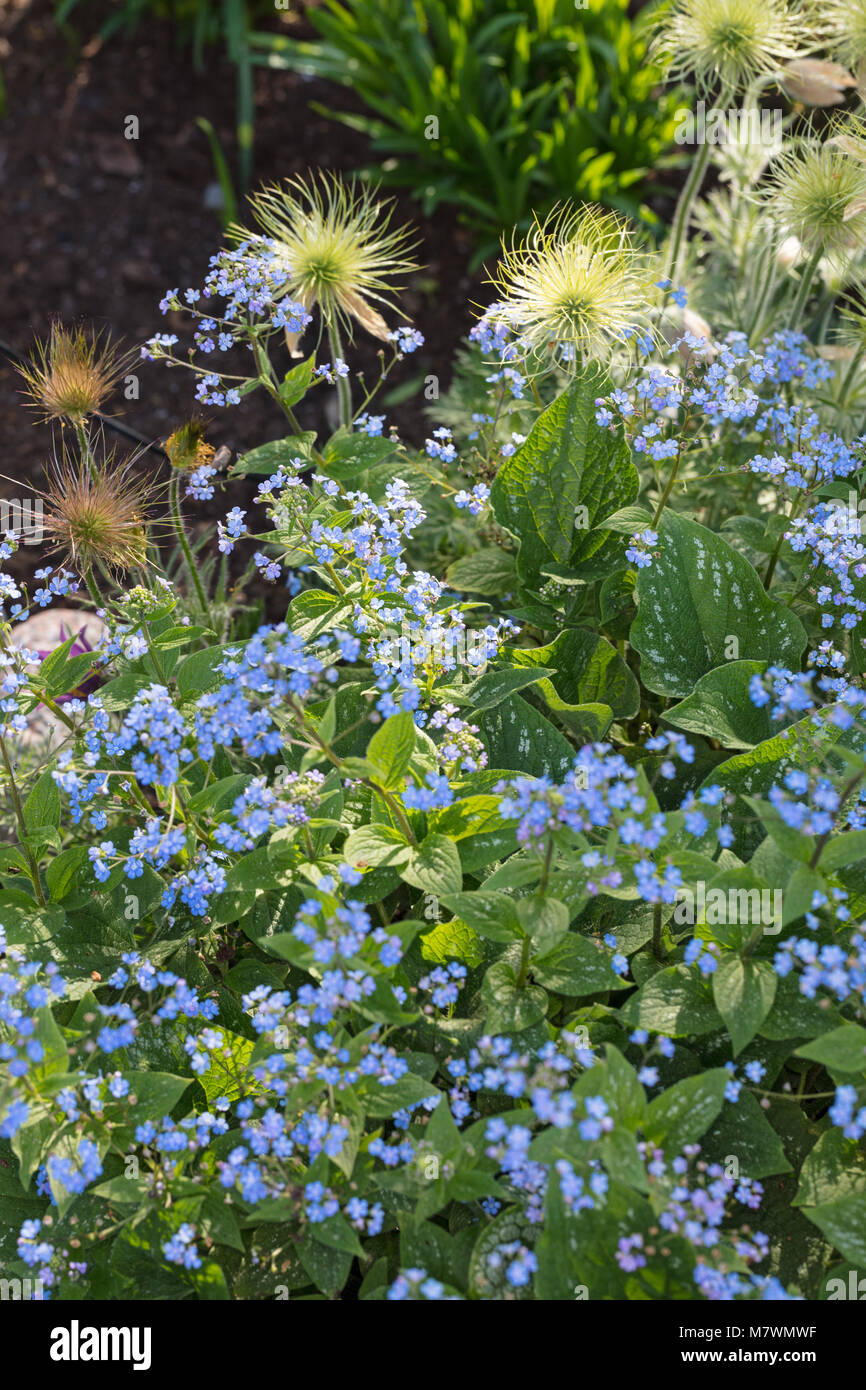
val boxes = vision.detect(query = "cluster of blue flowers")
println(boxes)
[386,1267,459,1300]
[47,1140,104,1198]
[444,1030,594,1126]
[625,527,658,569]
[142,240,312,407]
[418,961,467,1011]
[80,683,192,788]
[617,1144,786,1302]
[0,928,67,1140]
[386,326,424,355]
[787,500,866,632]
[0,870,825,1304]
[237,465,516,715]
[596,331,836,451]
[213,770,326,852]
[0,536,79,634]
[290,892,404,972]
[197,625,342,756]
[469,309,527,398]
[596,334,761,450]
[829,1085,866,1140]
[775,924,865,1007]
[162,1224,203,1270]
[495,741,726,909]
[593,326,866,638]
[17,1219,88,1295]
[425,426,458,462]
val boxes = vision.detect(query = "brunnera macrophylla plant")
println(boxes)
[2,159,866,1304]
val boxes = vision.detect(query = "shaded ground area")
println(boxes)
[0,0,483,593]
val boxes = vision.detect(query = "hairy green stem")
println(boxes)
[251,333,328,464]
[651,428,688,527]
[367,782,418,847]
[651,902,663,961]
[327,320,352,427]
[666,140,712,284]
[747,241,778,344]
[539,834,554,896]
[75,419,99,485]
[837,342,866,417]
[0,736,46,905]
[787,248,822,332]
[169,472,210,621]
[666,82,736,285]
[742,921,766,959]
[83,568,103,610]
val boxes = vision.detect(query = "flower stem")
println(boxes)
[763,536,785,592]
[0,735,46,905]
[651,431,687,528]
[665,83,734,285]
[787,248,822,332]
[38,691,79,732]
[742,921,766,959]
[75,419,99,486]
[665,139,711,285]
[83,568,103,609]
[539,834,554,895]
[746,238,779,344]
[327,321,352,427]
[837,342,866,416]
[169,473,211,622]
[763,495,803,591]
[652,902,663,961]
[366,781,418,846]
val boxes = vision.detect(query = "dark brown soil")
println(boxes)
[0,0,484,595]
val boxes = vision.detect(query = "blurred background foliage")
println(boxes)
[50,0,684,256]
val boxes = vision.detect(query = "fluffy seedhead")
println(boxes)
[767,130,866,257]
[243,171,419,348]
[820,0,866,78]
[17,325,134,425]
[37,445,157,576]
[650,0,814,95]
[486,204,658,367]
